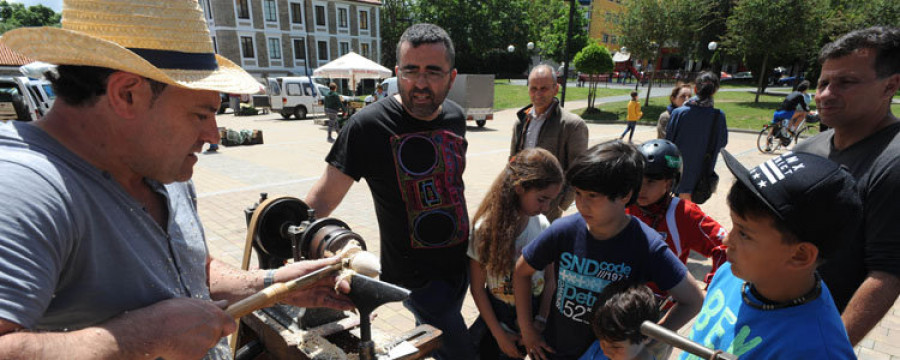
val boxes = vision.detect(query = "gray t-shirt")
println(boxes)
[0,121,229,359]
[795,122,900,311]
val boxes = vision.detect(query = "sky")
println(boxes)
[8,0,62,12]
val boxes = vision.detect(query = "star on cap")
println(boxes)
[757,180,767,188]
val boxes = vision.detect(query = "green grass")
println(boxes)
[575,90,799,130]
[493,80,632,111]
[576,90,900,131]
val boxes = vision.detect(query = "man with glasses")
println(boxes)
[306,23,474,359]
[511,64,588,221]
[795,26,900,346]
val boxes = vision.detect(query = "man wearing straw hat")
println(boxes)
[0,0,352,359]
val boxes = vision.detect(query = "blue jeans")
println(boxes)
[403,274,475,360]
[620,121,636,141]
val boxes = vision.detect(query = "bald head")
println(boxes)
[528,64,559,114]
[529,64,557,83]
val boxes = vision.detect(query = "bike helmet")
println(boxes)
[639,139,682,186]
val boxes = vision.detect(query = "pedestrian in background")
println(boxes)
[323,82,342,142]
[656,84,692,139]
[620,91,642,142]
[665,71,727,204]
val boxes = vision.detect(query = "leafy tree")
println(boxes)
[379,0,413,70]
[532,0,589,65]
[572,42,614,110]
[0,1,60,34]
[617,0,707,63]
[724,0,826,102]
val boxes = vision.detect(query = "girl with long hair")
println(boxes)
[468,148,564,359]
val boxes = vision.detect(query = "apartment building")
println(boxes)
[587,0,623,52]
[199,0,382,79]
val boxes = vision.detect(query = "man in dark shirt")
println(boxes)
[305,23,474,359]
[795,26,900,346]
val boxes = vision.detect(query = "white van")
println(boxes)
[0,76,52,121]
[380,77,398,98]
[269,77,321,120]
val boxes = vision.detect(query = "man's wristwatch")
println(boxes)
[263,269,277,287]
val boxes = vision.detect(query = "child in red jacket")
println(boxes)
[626,140,727,297]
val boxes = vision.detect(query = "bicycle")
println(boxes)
[757,112,819,154]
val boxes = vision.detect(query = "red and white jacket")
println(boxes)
[627,196,727,292]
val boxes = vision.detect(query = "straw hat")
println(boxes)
[0,0,262,95]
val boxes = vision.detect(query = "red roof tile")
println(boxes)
[0,42,34,66]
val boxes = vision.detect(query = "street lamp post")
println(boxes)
[560,0,577,108]
[527,41,539,75]
[507,44,515,83]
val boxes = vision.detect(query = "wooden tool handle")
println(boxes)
[226,262,343,319]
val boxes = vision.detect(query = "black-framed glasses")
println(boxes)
[398,69,450,82]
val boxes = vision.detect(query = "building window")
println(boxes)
[263,0,277,22]
[338,8,348,28]
[291,2,303,24]
[359,10,368,30]
[293,39,306,60]
[361,43,369,58]
[339,41,349,56]
[315,5,326,26]
[317,40,328,61]
[602,34,609,43]
[241,36,255,58]
[268,38,281,60]
[236,0,249,19]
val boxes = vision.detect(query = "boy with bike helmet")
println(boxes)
[626,140,727,293]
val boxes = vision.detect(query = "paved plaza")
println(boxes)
[196,97,900,359]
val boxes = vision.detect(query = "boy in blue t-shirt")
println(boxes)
[680,150,859,359]
[513,140,704,360]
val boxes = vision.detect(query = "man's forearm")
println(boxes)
[841,271,900,345]
[207,256,264,303]
[0,326,134,360]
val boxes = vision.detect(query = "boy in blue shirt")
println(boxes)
[680,150,860,359]
[514,140,704,360]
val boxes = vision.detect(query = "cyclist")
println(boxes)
[769,80,811,143]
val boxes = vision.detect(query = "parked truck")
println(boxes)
[380,74,495,127]
[446,74,494,127]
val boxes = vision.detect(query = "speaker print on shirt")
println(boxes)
[391,130,468,249]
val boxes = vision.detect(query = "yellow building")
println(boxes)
[588,0,623,51]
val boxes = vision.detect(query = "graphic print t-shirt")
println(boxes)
[681,263,855,360]
[326,96,469,287]
[522,214,686,359]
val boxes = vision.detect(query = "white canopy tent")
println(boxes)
[312,52,393,94]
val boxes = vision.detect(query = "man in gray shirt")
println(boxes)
[0,0,351,358]
[795,26,900,346]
